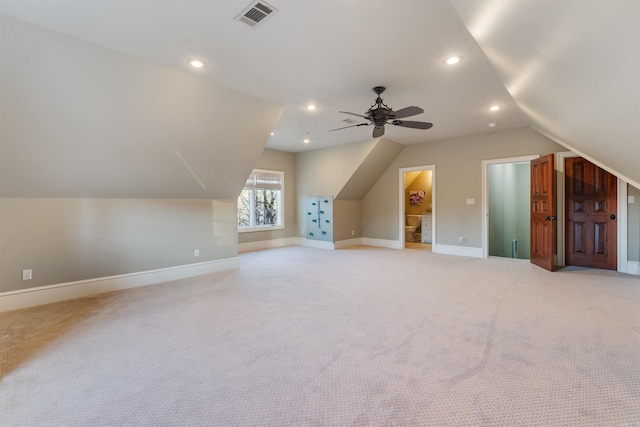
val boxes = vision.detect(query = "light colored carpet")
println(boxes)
[2,245,640,426]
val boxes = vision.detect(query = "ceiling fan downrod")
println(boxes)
[371,86,389,110]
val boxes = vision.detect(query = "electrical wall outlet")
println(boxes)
[194,249,200,257]
[466,198,475,205]
[629,196,636,204]
[459,237,465,243]
[352,230,355,236]
[22,269,32,280]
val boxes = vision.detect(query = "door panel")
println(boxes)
[530,154,556,271]
[565,157,617,270]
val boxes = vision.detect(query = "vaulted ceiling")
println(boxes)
[1,0,639,190]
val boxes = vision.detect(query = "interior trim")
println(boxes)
[297,238,335,250]
[481,154,540,259]
[238,237,299,253]
[360,238,403,250]
[0,257,239,313]
[333,238,362,249]
[557,151,628,273]
[398,165,437,250]
[434,244,483,258]
[628,261,640,276]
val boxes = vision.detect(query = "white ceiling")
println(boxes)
[1,0,639,187]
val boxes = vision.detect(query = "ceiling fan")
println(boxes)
[330,86,433,138]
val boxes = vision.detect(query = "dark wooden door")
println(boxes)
[531,154,556,271]
[565,157,617,270]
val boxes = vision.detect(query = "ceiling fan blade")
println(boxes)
[339,111,369,119]
[372,126,385,138]
[393,106,424,119]
[329,123,369,132]
[391,120,433,130]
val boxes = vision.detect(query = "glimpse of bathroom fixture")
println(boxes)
[405,214,421,242]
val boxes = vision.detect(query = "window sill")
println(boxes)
[238,225,284,234]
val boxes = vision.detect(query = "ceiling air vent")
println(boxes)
[235,1,278,28]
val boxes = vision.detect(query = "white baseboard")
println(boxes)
[360,238,403,249]
[238,236,395,252]
[297,238,335,250]
[434,244,483,258]
[334,238,362,249]
[238,237,408,251]
[0,257,239,313]
[238,237,299,253]
[628,261,640,276]
[239,237,366,251]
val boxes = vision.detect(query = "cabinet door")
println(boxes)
[421,214,432,243]
[306,196,334,241]
[306,197,320,239]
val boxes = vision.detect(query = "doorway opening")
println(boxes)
[557,152,628,272]
[482,155,539,259]
[399,165,435,250]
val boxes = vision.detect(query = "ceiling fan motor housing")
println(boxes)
[331,86,432,138]
[369,106,394,126]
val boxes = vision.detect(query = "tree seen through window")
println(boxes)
[237,170,283,230]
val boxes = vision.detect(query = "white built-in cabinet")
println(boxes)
[306,196,333,242]
[421,213,432,243]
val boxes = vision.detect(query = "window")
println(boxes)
[237,169,284,232]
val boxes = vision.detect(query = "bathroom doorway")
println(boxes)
[482,155,538,259]
[399,165,436,250]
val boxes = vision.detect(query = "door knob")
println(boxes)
[610,214,616,220]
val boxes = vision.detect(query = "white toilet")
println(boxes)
[405,214,422,242]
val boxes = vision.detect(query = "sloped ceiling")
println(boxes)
[0,0,530,154]
[0,15,284,198]
[296,139,380,199]
[404,172,422,191]
[1,0,639,192]
[451,0,640,189]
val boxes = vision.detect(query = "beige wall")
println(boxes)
[362,128,565,246]
[296,140,376,238]
[333,200,362,241]
[294,139,403,242]
[1,17,281,296]
[0,198,237,293]
[295,140,376,241]
[238,149,298,244]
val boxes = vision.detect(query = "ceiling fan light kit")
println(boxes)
[330,86,433,138]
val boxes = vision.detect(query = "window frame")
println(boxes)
[237,169,285,233]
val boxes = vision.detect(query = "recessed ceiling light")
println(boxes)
[270,132,275,136]
[303,138,310,144]
[444,56,463,65]
[188,59,205,69]
[306,105,317,111]
[489,105,502,111]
